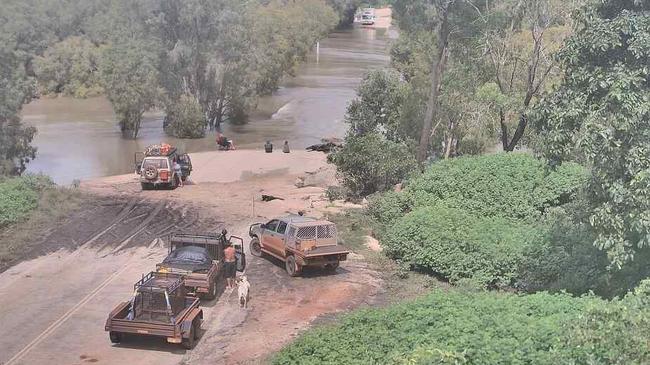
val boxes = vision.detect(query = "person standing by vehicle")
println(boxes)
[224,242,237,289]
[173,159,183,187]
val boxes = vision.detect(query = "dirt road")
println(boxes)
[0,150,383,365]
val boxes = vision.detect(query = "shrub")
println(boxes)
[384,205,546,288]
[164,95,206,138]
[399,153,586,222]
[328,132,418,197]
[274,286,650,365]
[0,175,53,227]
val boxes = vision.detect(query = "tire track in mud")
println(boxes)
[4,199,181,365]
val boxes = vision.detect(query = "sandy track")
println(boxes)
[0,150,382,365]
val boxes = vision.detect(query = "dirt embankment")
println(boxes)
[0,150,384,365]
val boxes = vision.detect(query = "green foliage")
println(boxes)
[532,0,650,267]
[328,132,418,197]
[346,70,409,142]
[367,153,593,290]
[0,174,53,227]
[373,153,587,224]
[384,205,546,288]
[100,38,161,139]
[567,280,650,364]
[164,95,206,139]
[34,36,103,98]
[275,286,650,364]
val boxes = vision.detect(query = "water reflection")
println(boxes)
[22,27,392,184]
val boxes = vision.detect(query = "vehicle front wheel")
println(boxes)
[182,324,196,349]
[109,331,122,344]
[249,237,262,257]
[285,255,301,277]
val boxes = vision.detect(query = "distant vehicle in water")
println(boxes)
[360,8,375,25]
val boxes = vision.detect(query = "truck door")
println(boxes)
[262,220,283,256]
[178,154,192,178]
[229,236,246,272]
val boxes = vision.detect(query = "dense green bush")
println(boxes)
[0,175,53,227]
[274,285,650,364]
[366,153,599,291]
[384,205,546,288]
[328,132,418,197]
[402,153,587,222]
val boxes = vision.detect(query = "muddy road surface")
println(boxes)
[0,151,383,365]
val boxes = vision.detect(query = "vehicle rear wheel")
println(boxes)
[193,321,201,341]
[285,255,301,277]
[249,237,262,257]
[182,324,196,349]
[109,331,122,344]
[204,281,217,300]
[181,176,187,182]
[325,262,339,272]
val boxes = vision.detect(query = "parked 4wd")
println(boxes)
[249,215,349,276]
[135,144,192,190]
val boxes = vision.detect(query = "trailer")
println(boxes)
[105,272,203,349]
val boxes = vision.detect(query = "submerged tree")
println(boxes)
[533,0,650,267]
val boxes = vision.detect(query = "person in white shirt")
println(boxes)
[173,159,183,187]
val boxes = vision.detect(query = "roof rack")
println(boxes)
[169,232,225,246]
[144,143,177,157]
[134,271,184,294]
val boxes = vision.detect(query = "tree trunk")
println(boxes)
[499,109,509,150]
[504,113,528,151]
[417,1,452,163]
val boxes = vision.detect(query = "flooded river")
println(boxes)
[22,27,393,184]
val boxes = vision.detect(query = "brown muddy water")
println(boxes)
[21,27,394,184]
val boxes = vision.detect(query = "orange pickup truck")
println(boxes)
[249,215,349,276]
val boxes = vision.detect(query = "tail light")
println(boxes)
[160,170,169,181]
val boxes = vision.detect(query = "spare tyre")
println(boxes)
[144,165,158,180]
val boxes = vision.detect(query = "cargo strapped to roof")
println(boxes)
[144,143,177,157]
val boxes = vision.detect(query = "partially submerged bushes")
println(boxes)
[274,283,650,364]
[0,175,54,227]
[163,95,206,139]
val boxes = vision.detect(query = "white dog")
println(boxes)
[237,276,250,308]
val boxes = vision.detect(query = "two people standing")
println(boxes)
[265,140,291,153]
